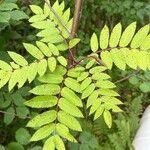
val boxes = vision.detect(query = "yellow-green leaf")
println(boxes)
[140,34,150,50]
[56,123,77,142]
[64,77,80,93]
[81,84,95,99]
[100,25,109,49]
[0,60,12,71]
[58,98,83,118]
[43,136,55,150]
[24,96,58,108]
[8,51,28,67]
[54,135,65,150]
[36,41,52,57]
[27,62,38,83]
[110,48,126,70]
[0,71,11,89]
[87,90,99,108]
[119,22,136,47]
[90,33,98,52]
[69,38,80,49]
[131,24,149,48]
[109,23,122,47]
[101,51,113,69]
[27,110,57,127]
[30,5,43,14]
[58,111,82,131]
[37,59,47,76]
[94,105,104,120]
[103,110,112,128]
[80,77,92,91]
[57,56,67,67]
[30,84,60,95]
[48,43,59,56]
[48,57,57,72]
[30,124,54,141]
[23,43,44,59]
[61,87,83,107]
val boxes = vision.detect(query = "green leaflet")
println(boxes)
[133,50,148,70]
[67,68,81,78]
[57,56,67,67]
[58,98,83,118]
[101,51,113,69]
[69,38,80,49]
[109,23,122,47]
[43,136,55,150]
[48,43,59,56]
[64,77,80,93]
[58,111,82,131]
[56,123,77,142]
[122,48,137,70]
[52,0,63,17]
[48,57,57,72]
[91,72,111,80]
[62,8,70,25]
[140,34,150,50]
[8,69,20,91]
[37,59,47,76]
[87,90,99,108]
[29,14,48,23]
[77,72,89,82]
[10,62,20,69]
[61,87,83,107]
[44,2,50,15]
[30,5,43,15]
[0,71,11,89]
[131,24,149,49]
[100,25,109,49]
[38,73,63,84]
[89,66,107,74]
[36,41,52,57]
[102,96,123,105]
[109,105,123,113]
[53,65,67,76]
[54,135,65,150]
[17,67,28,88]
[0,60,12,71]
[23,43,44,59]
[119,22,136,47]
[27,62,38,83]
[31,20,55,29]
[110,48,126,70]
[85,59,96,69]
[99,89,119,96]
[30,124,55,141]
[81,84,95,99]
[27,110,57,127]
[94,105,104,120]
[42,35,64,44]
[37,28,59,38]
[74,66,85,71]
[80,77,92,91]
[8,51,28,67]
[30,84,60,95]
[90,33,98,52]
[89,98,102,115]
[57,43,68,51]
[103,110,112,128]
[24,96,58,108]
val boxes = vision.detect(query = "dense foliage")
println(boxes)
[0,0,150,150]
